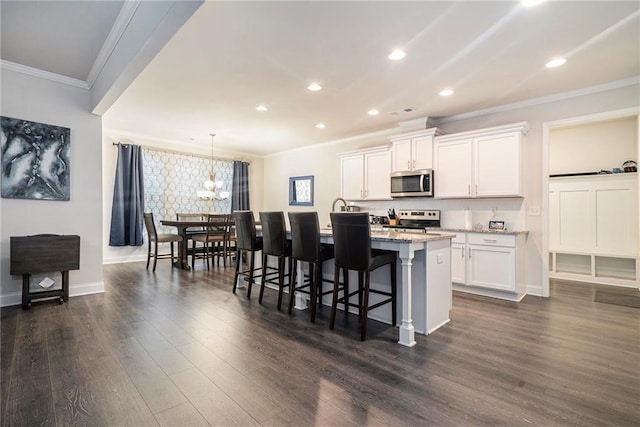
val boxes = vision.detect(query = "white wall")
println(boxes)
[262,82,640,297]
[101,130,264,263]
[1,69,104,306]
[550,116,637,175]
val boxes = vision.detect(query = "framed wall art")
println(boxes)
[1,116,70,201]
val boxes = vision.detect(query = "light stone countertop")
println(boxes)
[425,227,529,235]
[319,228,454,243]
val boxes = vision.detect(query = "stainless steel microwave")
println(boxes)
[390,169,433,197]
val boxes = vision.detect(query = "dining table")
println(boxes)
[161,219,234,270]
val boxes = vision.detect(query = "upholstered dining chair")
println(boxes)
[191,214,228,269]
[143,212,182,272]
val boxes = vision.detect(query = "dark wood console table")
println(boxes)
[10,234,80,309]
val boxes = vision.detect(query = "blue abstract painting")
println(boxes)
[1,116,70,201]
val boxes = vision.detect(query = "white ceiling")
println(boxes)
[2,1,639,156]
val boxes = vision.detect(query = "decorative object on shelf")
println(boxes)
[489,220,505,230]
[1,116,71,201]
[289,175,314,206]
[197,133,230,200]
[622,160,637,172]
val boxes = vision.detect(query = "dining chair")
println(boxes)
[232,211,263,298]
[287,211,334,321]
[258,211,293,310]
[191,214,228,269]
[329,212,397,341]
[143,212,183,272]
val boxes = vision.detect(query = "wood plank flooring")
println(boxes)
[2,261,639,426]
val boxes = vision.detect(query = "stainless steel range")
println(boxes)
[383,209,441,232]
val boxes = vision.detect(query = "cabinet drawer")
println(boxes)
[448,232,466,244]
[467,233,515,247]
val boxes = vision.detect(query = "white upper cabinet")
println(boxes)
[434,122,527,198]
[339,146,392,200]
[390,128,442,172]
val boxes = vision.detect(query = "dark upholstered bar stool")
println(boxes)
[258,211,293,310]
[143,213,182,272]
[191,214,227,270]
[288,212,335,322]
[329,212,397,341]
[232,211,263,298]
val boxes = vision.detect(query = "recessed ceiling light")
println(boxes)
[439,89,454,97]
[256,105,268,112]
[315,123,326,129]
[368,109,380,116]
[388,49,406,61]
[546,57,566,68]
[522,0,544,7]
[307,83,322,91]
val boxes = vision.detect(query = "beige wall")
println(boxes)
[1,69,104,306]
[550,116,637,175]
[262,83,640,296]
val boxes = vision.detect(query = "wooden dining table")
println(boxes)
[161,219,234,270]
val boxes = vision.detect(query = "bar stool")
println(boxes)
[258,211,293,310]
[287,212,334,322]
[191,214,227,269]
[232,211,263,298]
[329,212,397,341]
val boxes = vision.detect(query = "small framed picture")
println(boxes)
[489,221,505,230]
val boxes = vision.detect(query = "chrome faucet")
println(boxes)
[332,197,348,212]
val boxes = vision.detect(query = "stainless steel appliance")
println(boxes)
[383,209,441,233]
[390,169,433,197]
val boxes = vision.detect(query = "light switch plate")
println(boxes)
[529,206,541,216]
[437,253,443,264]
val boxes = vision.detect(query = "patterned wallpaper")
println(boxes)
[143,149,233,233]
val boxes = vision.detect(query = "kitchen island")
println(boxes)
[243,229,453,347]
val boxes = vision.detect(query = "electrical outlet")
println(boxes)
[529,206,541,216]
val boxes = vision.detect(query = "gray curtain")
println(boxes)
[231,161,250,211]
[109,144,145,246]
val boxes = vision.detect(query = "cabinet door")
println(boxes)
[451,243,466,284]
[391,138,412,172]
[412,135,433,170]
[364,150,391,199]
[341,155,364,200]
[467,245,516,291]
[475,132,521,197]
[434,138,472,198]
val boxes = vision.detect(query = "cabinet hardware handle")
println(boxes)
[469,249,471,258]
[475,184,478,194]
[412,160,416,168]
[408,160,411,169]
[468,184,471,195]
[484,238,498,243]
[462,247,465,258]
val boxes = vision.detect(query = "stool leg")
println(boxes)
[343,269,349,317]
[247,251,256,299]
[310,261,320,323]
[233,250,241,294]
[152,241,159,272]
[259,253,267,304]
[330,266,340,330]
[170,242,175,263]
[146,240,151,269]
[361,271,371,341]
[358,271,364,318]
[277,256,285,310]
[288,259,298,315]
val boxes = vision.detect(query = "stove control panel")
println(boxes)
[397,209,440,221]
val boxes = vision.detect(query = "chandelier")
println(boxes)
[197,133,230,200]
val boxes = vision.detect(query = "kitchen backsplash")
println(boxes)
[350,198,526,231]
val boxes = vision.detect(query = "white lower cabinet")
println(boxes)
[451,231,526,301]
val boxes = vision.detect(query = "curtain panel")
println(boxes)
[231,161,250,211]
[109,144,145,246]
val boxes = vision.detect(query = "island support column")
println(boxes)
[397,244,417,347]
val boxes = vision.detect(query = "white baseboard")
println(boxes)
[526,283,544,297]
[0,281,105,307]
[103,255,147,264]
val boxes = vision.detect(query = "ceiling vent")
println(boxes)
[390,107,416,115]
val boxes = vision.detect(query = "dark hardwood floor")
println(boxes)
[2,261,639,426]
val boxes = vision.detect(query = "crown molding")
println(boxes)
[1,60,89,89]
[86,1,141,89]
[434,76,640,125]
